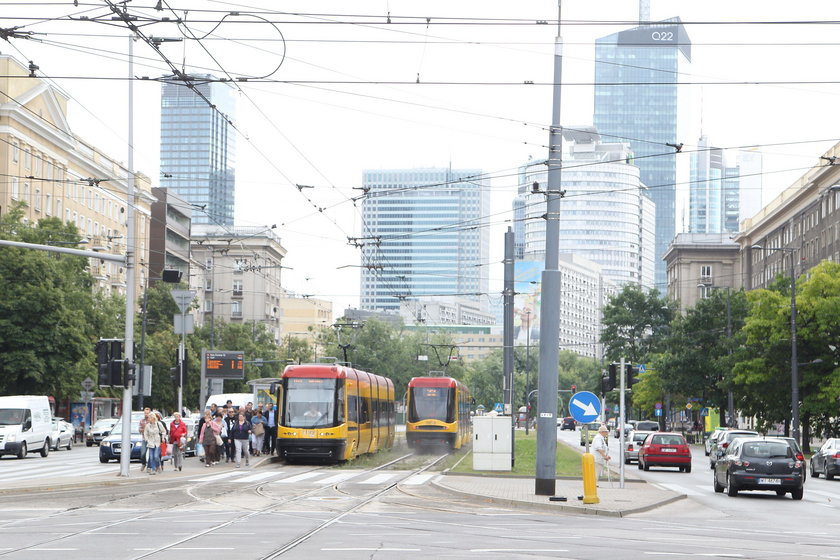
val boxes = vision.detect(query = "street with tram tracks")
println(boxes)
[1,437,840,559]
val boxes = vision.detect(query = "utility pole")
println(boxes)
[503,228,515,467]
[535,0,564,497]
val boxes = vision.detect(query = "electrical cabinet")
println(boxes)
[472,415,512,471]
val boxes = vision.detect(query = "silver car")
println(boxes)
[50,418,74,451]
[624,430,654,464]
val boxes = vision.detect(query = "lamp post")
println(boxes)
[524,310,532,435]
[751,244,799,445]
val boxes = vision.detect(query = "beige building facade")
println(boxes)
[663,233,742,313]
[0,55,153,298]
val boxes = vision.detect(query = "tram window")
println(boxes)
[408,387,455,423]
[347,395,359,424]
[284,378,336,428]
[361,398,370,424]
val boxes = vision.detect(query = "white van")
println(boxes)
[0,395,54,459]
[204,393,251,412]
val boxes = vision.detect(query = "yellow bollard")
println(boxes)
[582,452,599,504]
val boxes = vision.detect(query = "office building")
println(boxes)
[689,135,744,235]
[160,75,236,225]
[594,16,692,288]
[149,187,192,285]
[514,128,656,288]
[359,168,490,312]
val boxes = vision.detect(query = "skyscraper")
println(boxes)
[594,16,692,288]
[359,168,489,312]
[160,75,236,225]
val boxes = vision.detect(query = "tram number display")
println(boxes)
[421,388,442,397]
[204,351,245,379]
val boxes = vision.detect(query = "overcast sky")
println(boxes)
[4,0,840,312]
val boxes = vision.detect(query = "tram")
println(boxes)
[275,363,396,462]
[405,376,472,450]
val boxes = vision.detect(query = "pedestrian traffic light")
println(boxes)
[626,364,640,386]
[607,363,617,391]
[170,366,180,387]
[96,339,124,387]
[109,340,123,386]
[571,384,577,394]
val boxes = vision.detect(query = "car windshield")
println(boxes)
[633,432,650,442]
[110,421,141,435]
[741,441,792,458]
[92,419,115,429]
[0,408,25,425]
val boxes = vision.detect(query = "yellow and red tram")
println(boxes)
[405,376,471,450]
[275,363,396,462]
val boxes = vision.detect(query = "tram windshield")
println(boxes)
[408,387,454,423]
[283,377,337,428]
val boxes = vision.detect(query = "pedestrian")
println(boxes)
[169,412,188,472]
[138,407,151,472]
[251,409,266,457]
[198,410,220,467]
[223,408,237,462]
[592,424,611,483]
[263,403,276,455]
[143,411,166,475]
[230,412,252,468]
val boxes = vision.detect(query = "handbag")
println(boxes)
[160,440,167,457]
[252,422,265,436]
[215,434,224,445]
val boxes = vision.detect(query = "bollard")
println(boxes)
[582,452,599,504]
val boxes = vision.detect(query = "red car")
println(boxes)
[638,432,692,472]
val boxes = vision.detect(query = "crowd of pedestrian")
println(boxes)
[138,401,278,474]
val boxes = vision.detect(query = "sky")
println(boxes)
[3,0,840,313]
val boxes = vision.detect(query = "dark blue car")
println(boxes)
[98,414,144,463]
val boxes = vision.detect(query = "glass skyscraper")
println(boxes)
[160,75,236,225]
[594,17,692,288]
[360,168,489,312]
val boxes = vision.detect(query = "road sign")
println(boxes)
[569,391,601,423]
[638,364,647,373]
[654,402,662,410]
[80,391,94,401]
[493,402,504,413]
[700,407,709,417]
[686,402,693,410]
[655,408,662,417]
[81,377,94,391]
[170,289,195,314]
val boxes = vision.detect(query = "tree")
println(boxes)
[600,284,674,365]
[0,207,121,399]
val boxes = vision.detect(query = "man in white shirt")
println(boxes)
[592,424,611,482]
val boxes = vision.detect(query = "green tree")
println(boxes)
[600,284,674,364]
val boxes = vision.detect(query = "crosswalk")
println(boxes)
[188,469,438,487]
[653,481,840,504]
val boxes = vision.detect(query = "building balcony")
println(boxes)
[231,311,243,319]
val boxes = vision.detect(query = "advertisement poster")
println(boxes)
[514,260,543,345]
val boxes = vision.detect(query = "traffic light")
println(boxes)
[626,364,640,386]
[96,339,124,387]
[601,376,611,395]
[109,340,123,387]
[571,384,577,394]
[96,340,110,387]
[170,366,180,387]
[607,363,617,391]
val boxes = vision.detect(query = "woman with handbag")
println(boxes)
[251,409,266,457]
[230,412,252,468]
[198,410,221,467]
[143,411,166,475]
[169,412,188,472]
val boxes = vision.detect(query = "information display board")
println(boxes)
[204,351,245,379]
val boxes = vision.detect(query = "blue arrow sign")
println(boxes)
[569,391,601,423]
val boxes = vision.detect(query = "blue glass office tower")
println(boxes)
[160,75,236,225]
[594,17,691,288]
[360,168,489,312]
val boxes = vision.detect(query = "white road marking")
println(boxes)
[358,473,395,484]
[403,473,436,485]
[231,471,279,483]
[273,472,323,483]
[322,548,420,552]
[188,471,241,482]
[318,472,362,484]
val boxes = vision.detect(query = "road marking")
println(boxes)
[358,473,395,484]
[273,472,322,483]
[471,549,568,553]
[655,483,704,496]
[319,472,361,484]
[232,471,279,483]
[403,473,435,485]
[322,548,421,552]
[188,471,241,482]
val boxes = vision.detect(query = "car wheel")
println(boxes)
[16,442,27,459]
[726,474,738,497]
[40,441,50,457]
[66,438,73,451]
[643,461,650,471]
[810,460,818,478]
[685,465,692,474]
[713,474,724,493]
[678,466,684,472]
[99,456,109,463]
[86,442,93,447]
[638,459,644,470]
[791,487,803,500]
[827,472,835,481]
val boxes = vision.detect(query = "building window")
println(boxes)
[233,279,243,295]
[45,194,52,215]
[10,177,19,200]
[34,189,41,211]
[699,265,712,284]
[24,149,31,169]
[23,182,30,204]
[12,143,19,163]
[231,300,242,317]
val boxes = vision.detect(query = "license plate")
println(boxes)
[759,477,781,485]
[661,448,676,452]
[302,430,316,438]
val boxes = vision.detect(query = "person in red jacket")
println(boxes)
[169,412,188,472]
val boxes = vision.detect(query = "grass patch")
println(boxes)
[449,430,583,477]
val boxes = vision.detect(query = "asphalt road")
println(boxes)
[0,436,839,559]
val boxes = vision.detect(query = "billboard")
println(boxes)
[514,261,544,345]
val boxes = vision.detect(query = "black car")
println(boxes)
[559,417,576,431]
[713,437,804,500]
[810,437,840,480]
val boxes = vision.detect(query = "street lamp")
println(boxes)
[751,244,800,445]
[524,310,532,435]
[698,283,735,427]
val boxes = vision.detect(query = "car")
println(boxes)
[713,437,804,499]
[85,418,118,447]
[704,428,730,456]
[49,418,74,451]
[559,417,576,431]
[634,420,660,432]
[810,437,840,480]
[99,413,145,463]
[614,423,633,439]
[637,432,692,472]
[580,422,603,446]
[709,430,758,469]
[624,430,654,464]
